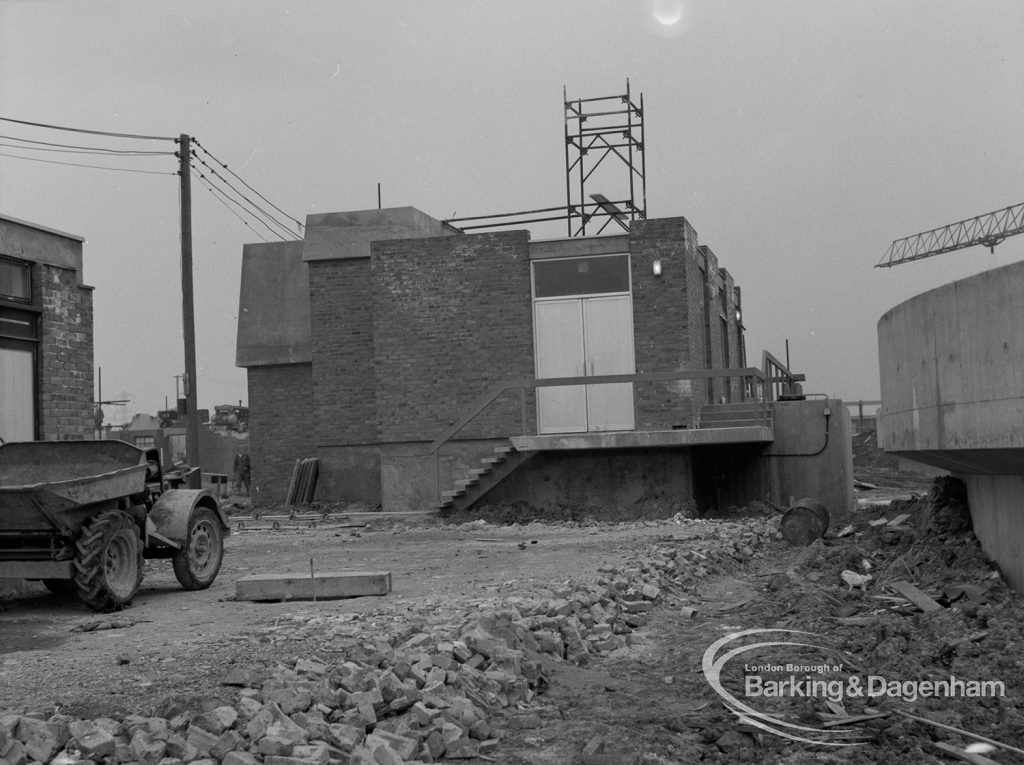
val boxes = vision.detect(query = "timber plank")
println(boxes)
[236,571,392,602]
[889,580,942,612]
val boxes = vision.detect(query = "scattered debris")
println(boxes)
[285,457,319,507]
[779,498,830,546]
[931,740,1001,764]
[4,465,1022,764]
[943,582,989,604]
[887,579,942,612]
[895,709,1024,758]
[70,618,138,633]
[840,570,872,593]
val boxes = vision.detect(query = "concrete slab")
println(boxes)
[510,427,773,452]
[235,571,392,602]
[889,448,1024,476]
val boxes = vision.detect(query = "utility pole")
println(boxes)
[178,134,201,488]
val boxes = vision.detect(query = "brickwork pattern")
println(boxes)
[37,264,94,440]
[629,217,702,429]
[696,246,744,405]
[719,269,742,400]
[371,232,535,443]
[690,247,713,409]
[246,363,314,505]
[308,259,375,446]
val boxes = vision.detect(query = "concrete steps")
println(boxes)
[433,442,534,514]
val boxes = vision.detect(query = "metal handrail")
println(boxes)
[425,366,766,456]
[761,350,805,402]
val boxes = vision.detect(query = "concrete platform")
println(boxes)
[510,426,773,452]
[889,448,1024,476]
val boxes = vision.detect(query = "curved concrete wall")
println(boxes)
[878,259,1024,590]
[878,259,1024,471]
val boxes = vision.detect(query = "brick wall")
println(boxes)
[246,363,313,505]
[689,248,712,408]
[697,247,745,404]
[629,217,702,429]
[37,264,94,440]
[719,269,741,400]
[371,231,534,443]
[308,259,375,446]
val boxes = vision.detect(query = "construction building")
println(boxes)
[0,214,94,442]
[236,207,852,517]
[236,84,851,518]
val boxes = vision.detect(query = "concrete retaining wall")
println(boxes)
[483,448,695,511]
[878,259,1024,590]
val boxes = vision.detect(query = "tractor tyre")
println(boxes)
[73,511,144,612]
[171,507,224,590]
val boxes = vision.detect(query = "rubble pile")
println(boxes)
[753,479,1024,757]
[0,516,779,765]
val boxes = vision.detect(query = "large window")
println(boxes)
[0,256,31,303]
[533,254,630,298]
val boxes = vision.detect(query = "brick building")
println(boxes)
[0,214,94,442]
[236,207,778,513]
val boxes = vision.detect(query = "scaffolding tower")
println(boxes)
[444,82,647,236]
[564,80,647,237]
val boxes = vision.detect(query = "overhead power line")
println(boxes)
[191,168,274,242]
[0,115,177,142]
[0,151,176,175]
[193,139,304,232]
[0,135,172,156]
[0,115,303,243]
[189,148,301,239]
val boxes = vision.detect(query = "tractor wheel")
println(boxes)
[171,507,224,590]
[73,511,144,612]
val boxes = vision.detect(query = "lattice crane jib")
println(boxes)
[878,202,1024,268]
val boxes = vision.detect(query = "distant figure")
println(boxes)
[233,448,251,495]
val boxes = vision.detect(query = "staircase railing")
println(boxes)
[425,367,769,506]
[761,350,806,402]
[424,355,804,504]
[425,367,765,457]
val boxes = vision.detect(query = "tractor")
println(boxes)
[0,440,228,611]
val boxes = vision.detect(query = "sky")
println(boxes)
[2,0,1022,424]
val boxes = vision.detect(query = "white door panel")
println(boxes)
[534,294,635,434]
[584,296,635,431]
[0,347,34,441]
[535,299,587,434]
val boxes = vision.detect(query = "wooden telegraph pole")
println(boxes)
[178,134,201,488]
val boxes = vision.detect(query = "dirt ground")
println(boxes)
[2,447,1023,764]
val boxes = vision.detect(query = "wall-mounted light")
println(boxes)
[652,259,662,276]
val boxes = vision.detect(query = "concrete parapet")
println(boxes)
[878,259,1024,456]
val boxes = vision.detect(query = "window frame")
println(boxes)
[0,254,33,305]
